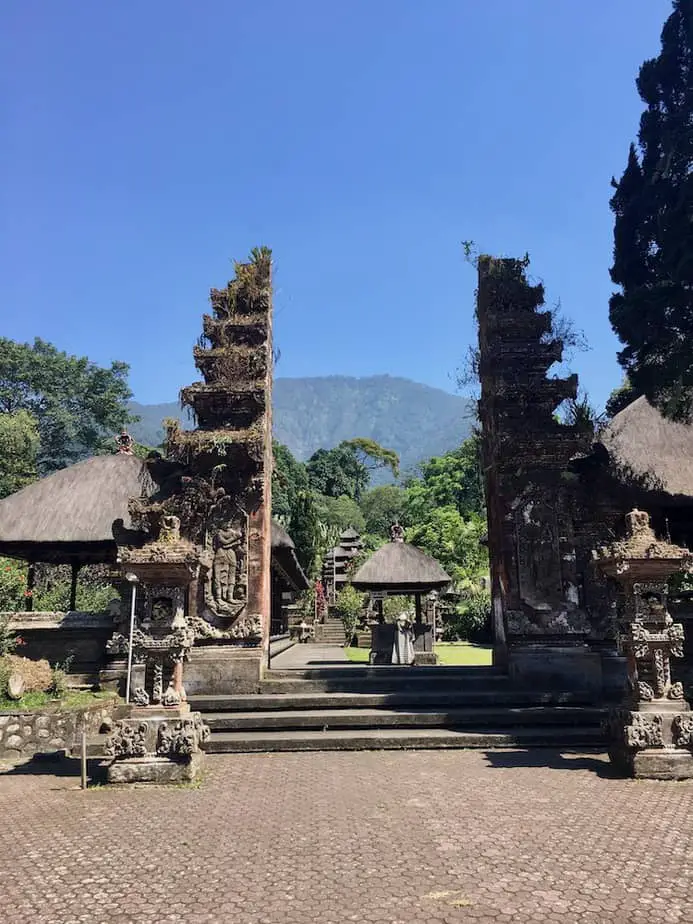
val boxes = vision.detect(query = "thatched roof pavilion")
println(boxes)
[351,534,451,595]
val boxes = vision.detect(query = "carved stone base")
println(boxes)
[606,705,693,779]
[107,751,205,784]
[609,747,693,781]
[104,704,210,785]
[184,645,263,695]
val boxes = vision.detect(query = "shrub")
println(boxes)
[0,558,28,611]
[442,588,492,642]
[333,585,367,645]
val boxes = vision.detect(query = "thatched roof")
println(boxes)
[0,454,310,587]
[598,397,693,499]
[0,453,154,564]
[351,541,451,592]
[270,520,309,591]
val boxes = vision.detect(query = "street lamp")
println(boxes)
[124,572,139,704]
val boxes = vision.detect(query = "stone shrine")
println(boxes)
[595,509,693,779]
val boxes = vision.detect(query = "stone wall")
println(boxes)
[0,700,116,762]
[3,611,114,681]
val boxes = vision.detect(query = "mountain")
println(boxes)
[129,375,475,478]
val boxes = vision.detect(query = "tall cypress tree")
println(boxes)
[609,0,693,420]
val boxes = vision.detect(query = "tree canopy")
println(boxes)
[0,337,136,473]
[0,410,40,499]
[306,438,398,501]
[609,0,693,420]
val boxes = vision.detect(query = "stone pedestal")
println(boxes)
[413,624,437,665]
[184,645,263,694]
[105,704,209,784]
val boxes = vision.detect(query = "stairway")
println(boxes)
[312,620,347,644]
[189,666,607,753]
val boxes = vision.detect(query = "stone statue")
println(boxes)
[213,525,243,605]
[159,515,181,543]
[115,429,134,454]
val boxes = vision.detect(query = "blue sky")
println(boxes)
[1,0,672,411]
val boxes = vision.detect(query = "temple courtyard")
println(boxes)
[1,749,692,924]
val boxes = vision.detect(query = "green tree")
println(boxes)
[306,439,399,501]
[405,434,484,523]
[359,485,407,537]
[406,507,487,587]
[609,0,693,420]
[272,441,309,522]
[343,438,399,480]
[0,410,40,498]
[605,378,638,418]
[289,490,321,577]
[0,337,136,473]
[314,494,366,533]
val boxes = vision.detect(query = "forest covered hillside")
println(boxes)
[129,375,475,478]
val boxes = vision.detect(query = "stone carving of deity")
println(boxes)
[213,525,243,605]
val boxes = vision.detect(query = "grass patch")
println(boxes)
[0,690,117,713]
[346,642,493,666]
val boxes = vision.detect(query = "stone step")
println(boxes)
[266,666,503,680]
[190,690,599,712]
[258,677,516,696]
[205,705,606,732]
[205,726,606,753]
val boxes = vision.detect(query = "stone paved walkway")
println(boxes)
[1,749,692,923]
[270,643,349,669]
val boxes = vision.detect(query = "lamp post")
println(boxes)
[124,572,139,704]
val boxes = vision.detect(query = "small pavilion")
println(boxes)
[351,524,451,664]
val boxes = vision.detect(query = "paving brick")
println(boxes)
[0,749,692,923]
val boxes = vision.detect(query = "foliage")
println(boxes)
[405,435,485,522]
[608,0,693,421]
[605,378,638,418]
[359,485,407,538]
[342,438,399,479]
[381,594,415,622]
[445,587,492,642]
[289,490,321,577]
[406,508,488,587]
[559,391,601,433]
[0,614,21,656]
[333,585,367,644]
[0,410,40,498]
[272,441,310,523]
[306,443,370,500]
[0,558,29,612]
[48,655,74,697]
[314,493,366,533]
[0,337,136,474]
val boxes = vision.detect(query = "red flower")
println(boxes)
[23,589,33,597]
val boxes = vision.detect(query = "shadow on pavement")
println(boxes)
[0,752,108,782]
[482,748,620,778]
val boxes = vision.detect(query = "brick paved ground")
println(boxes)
[1,749,692,924]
